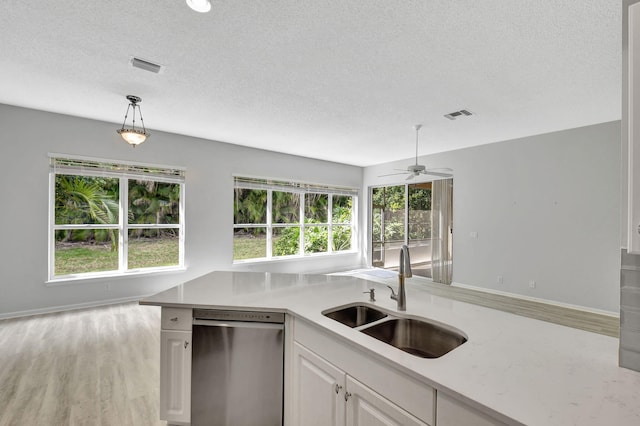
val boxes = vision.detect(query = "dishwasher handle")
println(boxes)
[193,319,284,330]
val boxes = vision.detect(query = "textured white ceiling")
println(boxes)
[0,0,621,166]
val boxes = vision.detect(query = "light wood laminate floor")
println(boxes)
[0,279,620,425]
[0,303,165,426]
[419,280,620,337]
[347,271,620,337]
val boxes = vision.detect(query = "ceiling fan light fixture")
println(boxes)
[186,0,211,13]
[117,95,149,147]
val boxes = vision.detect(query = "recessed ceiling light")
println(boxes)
[186,0,211,13]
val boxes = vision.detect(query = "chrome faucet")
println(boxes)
[387,244,412,311]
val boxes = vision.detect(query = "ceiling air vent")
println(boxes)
[444,109,473,120]
[130,57,164,74]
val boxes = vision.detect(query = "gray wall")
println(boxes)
[0,104,363,318]
[0,102,622,317]
[363,121,621,313]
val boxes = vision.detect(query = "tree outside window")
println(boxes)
[233,178,357,261]
[50,157,184,279]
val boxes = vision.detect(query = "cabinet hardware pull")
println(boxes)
[184,341,189,349]
[170,317,178,322]
[334,384,343,394]
[344,391,352,402]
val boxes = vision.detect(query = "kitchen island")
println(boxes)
[141,270,640,426]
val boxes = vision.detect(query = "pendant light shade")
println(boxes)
[117,95,149,147]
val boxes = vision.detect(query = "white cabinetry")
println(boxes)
[437,393,508,426]
[292,342,344,426]
[345,375,427,426]
[292,342,428,426]
[160,308,192,425]
[289,314,435,426]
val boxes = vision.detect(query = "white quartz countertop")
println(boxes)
[141,270,640,426]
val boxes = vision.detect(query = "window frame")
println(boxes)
[233,176,358,263]
[48,154,186,282]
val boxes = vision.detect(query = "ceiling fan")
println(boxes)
[379,124,453,180]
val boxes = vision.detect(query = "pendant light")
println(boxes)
[117,95,149,147]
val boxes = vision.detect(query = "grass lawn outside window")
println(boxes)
[233,177,358,262]
[49,156,185,281]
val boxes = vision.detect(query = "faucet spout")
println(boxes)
[390,244,412,311]
[400,244,412,279]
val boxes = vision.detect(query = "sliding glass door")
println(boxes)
[371,185,405,270]
[370,179,452,282]
[408,182,433,277]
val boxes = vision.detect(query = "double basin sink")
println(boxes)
[322,303,467,358]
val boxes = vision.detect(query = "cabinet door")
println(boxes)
[292,342,346,426]
[160,330,192,424]
[345,376,429,426]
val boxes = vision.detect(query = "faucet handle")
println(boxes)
[363,288,376,302]
[387,285,398,301]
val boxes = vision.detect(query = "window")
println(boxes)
[49,156,185,280]
[371,180,452,282]
[233,177,357,261]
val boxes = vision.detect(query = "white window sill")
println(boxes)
[46,266,187,286]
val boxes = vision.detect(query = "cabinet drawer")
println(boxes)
[161,307,192,331]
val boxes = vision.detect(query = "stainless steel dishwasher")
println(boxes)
[191,309,285,426]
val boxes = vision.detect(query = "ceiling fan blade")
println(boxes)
[378,172,409,177]
[422,171,453,178]
[426,167,453,172]
[381,124,446,179]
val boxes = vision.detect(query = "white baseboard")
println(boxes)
[451,281,620,317]
[0,295,155,320]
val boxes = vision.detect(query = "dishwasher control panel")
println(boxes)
[193,309,285,324]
